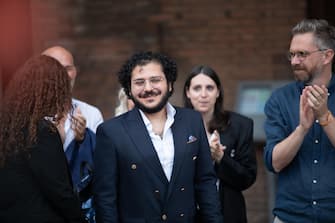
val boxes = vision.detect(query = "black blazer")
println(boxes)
[0,120,85,223]
[215,111,257,223]
[93,107,223,223]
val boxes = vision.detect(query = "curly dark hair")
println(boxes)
[117,51,178,97]
[0,55,72,166]
[183,65,230,133]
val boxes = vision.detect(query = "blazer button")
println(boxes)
[131,164,137,170]
[162,214,167,221]
[180,187,185,191]
[154,190,160,199]
[192,156,197,160]
[180,213,184,217]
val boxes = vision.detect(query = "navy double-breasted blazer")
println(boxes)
[93,106,223,223]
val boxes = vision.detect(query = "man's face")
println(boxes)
[56,54,77,88]
[44,48,77,88]
[130,62,171,114]
[289,33,325,84]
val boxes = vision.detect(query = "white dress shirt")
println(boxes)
[139,103,176,181]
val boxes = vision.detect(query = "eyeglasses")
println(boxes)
[132,76,165,89]
[287,49,327,61]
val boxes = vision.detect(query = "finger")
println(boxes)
[310,85,325,100]
[306,97,317,108]
[72,115,86,127]
[306,90,319,105]
[75,106,82,115]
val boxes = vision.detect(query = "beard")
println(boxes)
[292,64,323,84]
[131,88,171,114]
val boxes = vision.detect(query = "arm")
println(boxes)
[321,113,335,145]
[93,124,118,223]
[265,88,313,173]
[305,85,335,146]
[214,119,257,191]
[71,105,104,142]
[29,122,84,223]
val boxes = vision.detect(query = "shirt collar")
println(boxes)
[296,73,335,93]
[139,102,176,128]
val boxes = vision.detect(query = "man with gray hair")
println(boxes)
[264,19,335,223]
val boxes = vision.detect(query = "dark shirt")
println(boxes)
[264,75,335,223]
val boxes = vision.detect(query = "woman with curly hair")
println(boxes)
[0,55,86,223]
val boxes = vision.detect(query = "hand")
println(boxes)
[300,88,316,132]
[305,85,329,120]
[71,107,87,142]
[209,130,225,163]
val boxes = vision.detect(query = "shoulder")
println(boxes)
[270,82,299,99]
[265,82,300,113]
[227,111,253,127]
[98,111,129,130]
[35,119,60,144]
[174,106,201,118]
[37,119,55,134]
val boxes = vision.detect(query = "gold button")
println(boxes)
[162,214,167,220]
[131,164,137,170]
[192,156,197,160]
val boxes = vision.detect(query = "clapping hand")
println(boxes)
[71,107,87,142]
[209,130,225,163]
[304,85,329,121]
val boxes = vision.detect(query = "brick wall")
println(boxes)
[30,1,306,222]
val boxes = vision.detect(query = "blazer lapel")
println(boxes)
[166,109,189,200]
[123,109,168,184]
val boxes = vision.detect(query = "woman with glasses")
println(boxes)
[183,65,257,223]
[0,55,86,223]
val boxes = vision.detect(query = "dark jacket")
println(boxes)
[93,107,223,223]
[0,120,85,223]
[215,111,257,223]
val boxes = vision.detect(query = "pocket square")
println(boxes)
[187,135,197,144]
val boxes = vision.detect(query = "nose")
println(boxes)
[143,79,153,91]
[200,89,207,97]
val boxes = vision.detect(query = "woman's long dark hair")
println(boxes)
[183,65,229,133]
[0,55,72,166]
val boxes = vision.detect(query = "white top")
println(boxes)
[63,98,103,150]
[139,103,176,181]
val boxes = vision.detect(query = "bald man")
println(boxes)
[43,46,103,223]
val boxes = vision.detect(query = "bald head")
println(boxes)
[42,46,77,88]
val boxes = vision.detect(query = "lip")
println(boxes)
[141,96,157,103]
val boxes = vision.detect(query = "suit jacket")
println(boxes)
[0,120,85,223]
[215,111,257,223]
[93,107,223,223]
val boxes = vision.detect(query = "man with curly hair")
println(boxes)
[93,51,223,223]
